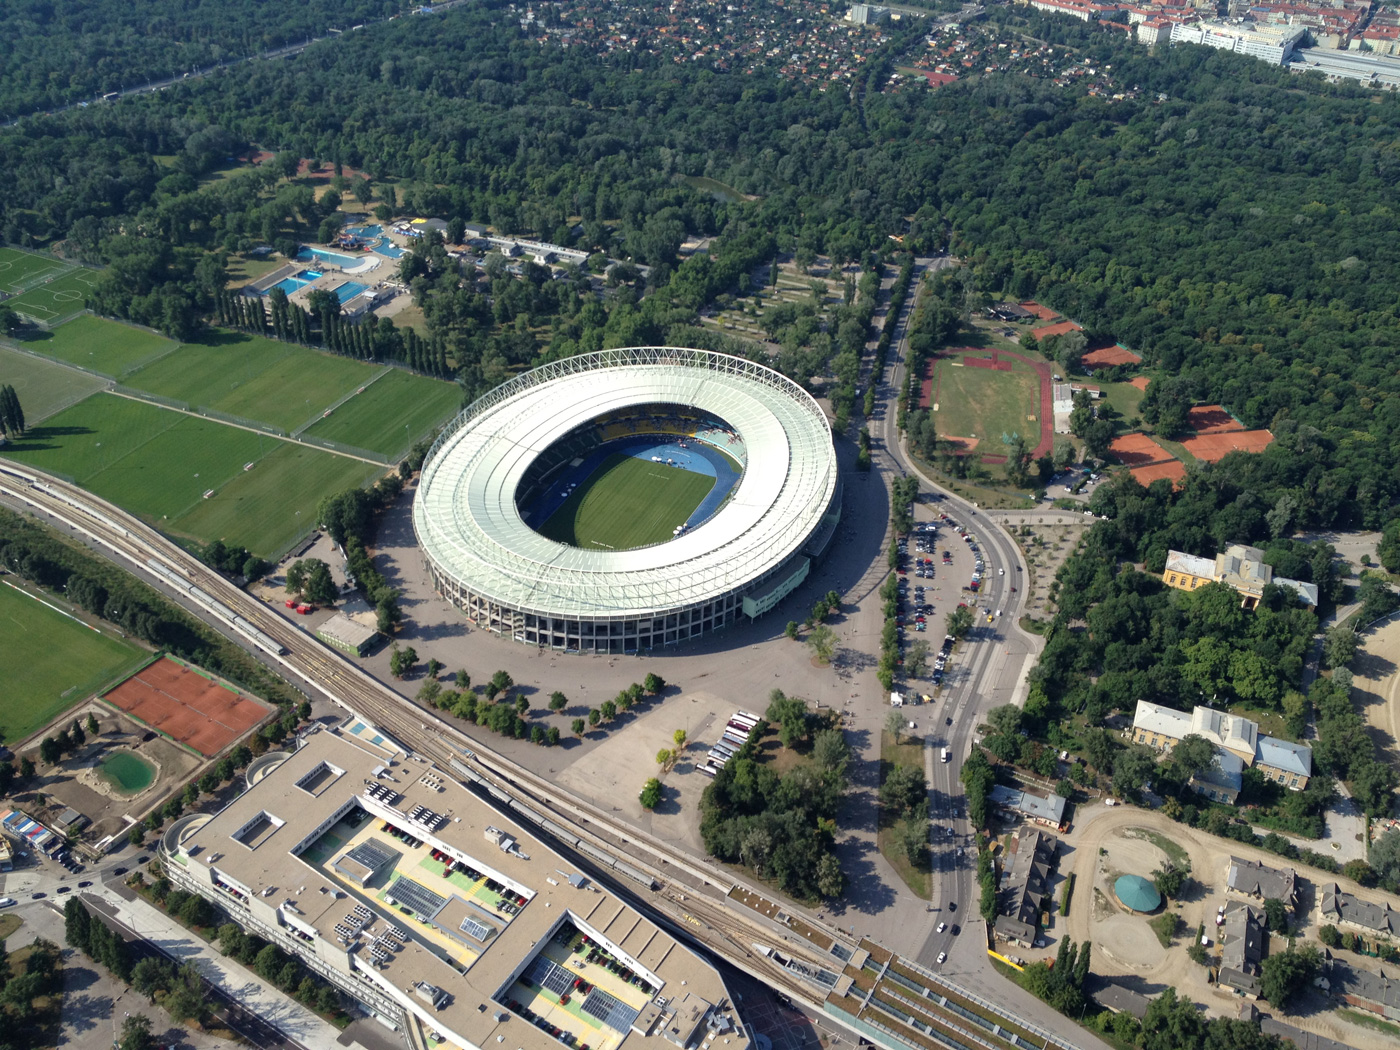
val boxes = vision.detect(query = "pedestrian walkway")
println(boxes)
[94,883,366,1050]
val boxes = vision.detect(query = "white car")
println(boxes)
[936,952,947,965]
[998,567,1005,576]
[0,898,13,908]
[937,922,947,933]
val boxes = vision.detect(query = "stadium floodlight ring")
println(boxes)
[413,347,838,651]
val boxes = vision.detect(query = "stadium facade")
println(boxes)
[413,348,840,651]
[161,721,748,1049]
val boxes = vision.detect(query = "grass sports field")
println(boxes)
[303,368,461,457]
[0,345,106,423]
[0,393,377,555]
[0,582,146,742]
[122,329,382,432]
[540,453,715,550]
[5,267,100,325]
[14,315,176,376]
[931,357,1040,445]
[169,442,378,555]
[0,247,73,295]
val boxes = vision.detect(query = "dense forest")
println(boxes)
[3,4,1399,526]
[0,0,414,118]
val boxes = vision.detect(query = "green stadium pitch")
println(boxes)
[5,267,100,324]
[538,453,715,551]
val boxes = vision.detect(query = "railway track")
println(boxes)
[0,462,843,1003]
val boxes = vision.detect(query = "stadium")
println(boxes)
[413,347,841,652]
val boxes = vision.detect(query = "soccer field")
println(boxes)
[0,393,373,555]
[169,442,380,556]
[0,345,106,423]
[0,247,73,295]
[303,368,462,457]
[122,329,382,431]
[931,358,1040,444]
[5,268,100,325]
[16,315,177,376]
[539,453,715,550]
[0,582,147,742]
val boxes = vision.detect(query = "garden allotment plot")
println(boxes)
[5,267,100,325]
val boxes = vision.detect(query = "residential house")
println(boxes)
[993,827,1057,948]
[1320,884,1400,944]
[1163,544,1319,609]
[1218,900,1266,998]
[987,785,1068,830]
[1328,959,1400,1021]
[1226,857,1297,910]
[1131,701,1313,794]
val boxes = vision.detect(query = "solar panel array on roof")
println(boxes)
[459,914,496,943]
[527,956,575,996]
[346,839,396,870]
[385,876,448,919]
[581,988,640,1032]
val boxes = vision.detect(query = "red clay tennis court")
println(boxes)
[102,657,270,756]
[1082,344,1142,369]
[1031,320,1084,342]
[1180,429,1274,462]
[1131,460,1187,486]
[1109,433,1172,468]
[1186,405,1245,435]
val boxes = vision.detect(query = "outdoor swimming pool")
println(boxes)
[334,281,368,303]
[267,269,322,296]
[344,224,405,259]
[297,245,361,267]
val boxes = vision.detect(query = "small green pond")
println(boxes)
[100,751,155,793]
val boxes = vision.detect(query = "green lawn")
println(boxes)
[539,453,715,550]
[0,393,372,555]
[0,582,146,743]
[13,315,177,377]
[5,268,100,325]
[0,248,72,295]
[930,357,1040,445]
[169,441,380,555]
[121,329,381,431]
[1098,378,1148,425]
[302,369,461,457]
[0,345,106,423]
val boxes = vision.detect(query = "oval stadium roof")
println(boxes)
[413,347,837,619]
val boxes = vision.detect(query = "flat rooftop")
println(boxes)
[167,725,744,1050]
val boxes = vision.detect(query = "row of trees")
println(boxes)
[0,386,25,438]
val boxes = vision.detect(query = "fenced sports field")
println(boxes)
[13,315,177,376]
[0,392,379,556]
[0,345,107,423]
[100,655,270,757]
[302,367,462,458]
[0,247,74,295]
[0,581,147,743]
[4,267,100,325]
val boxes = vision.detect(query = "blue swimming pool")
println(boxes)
[266,269,322,296]
[297,245,361,267]
[344,224,406,259]
[334,281,368,303]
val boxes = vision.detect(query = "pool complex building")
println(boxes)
[240,249,389,320]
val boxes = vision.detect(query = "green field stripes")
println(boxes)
[931,359,1039,444]
[5,268,100,324]
[0,247,74,295]
[539,453,716,551]
[122,330,383,432]
[0,582,146,742]
[14,315,177,377]
[169,442,380,556]
[0,345,107,423]
[303,369,462,457]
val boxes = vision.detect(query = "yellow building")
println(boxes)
[1163,544,1318,610]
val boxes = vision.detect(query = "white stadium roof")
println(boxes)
[413,348,837,619]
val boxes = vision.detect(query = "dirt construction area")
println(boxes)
[1351,613,1400,776]
[1059,806,1395,1050]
